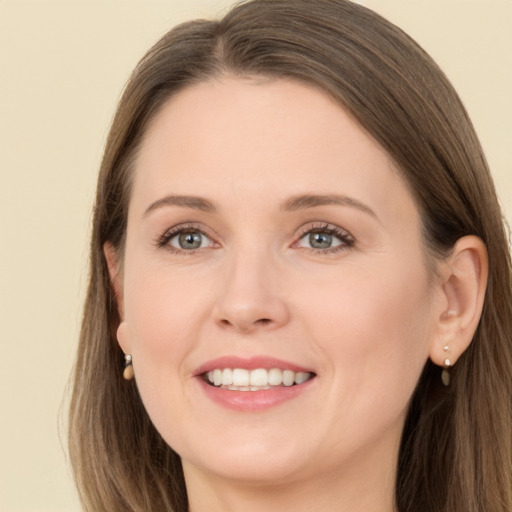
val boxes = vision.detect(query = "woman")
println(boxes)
[68,0,512,510]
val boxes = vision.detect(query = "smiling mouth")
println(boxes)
[203,368,315,391]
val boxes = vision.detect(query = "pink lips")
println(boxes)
[194,356,316,412]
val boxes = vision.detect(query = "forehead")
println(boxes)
[131,76,418,228]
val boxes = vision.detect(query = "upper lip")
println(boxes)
[194,356,314,376]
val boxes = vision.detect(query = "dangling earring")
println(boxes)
[441,345,451,386]
[123,353,135,380]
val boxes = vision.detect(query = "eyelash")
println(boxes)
[294,222,354,254]
[155,222,355,255]
[155,223,213,254]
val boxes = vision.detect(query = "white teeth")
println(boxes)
[205,368,313,389]
[225,385,273,391]
[232,368,250,386]
[221,368,233,386]
[283,370,295,387]
[295,372,310,384]
[250,368,268,387]
[268,368,283,386]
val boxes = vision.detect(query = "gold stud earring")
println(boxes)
[123,354,135,380]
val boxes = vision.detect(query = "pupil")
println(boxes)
[179,232,202,249]
[309,232,332,249]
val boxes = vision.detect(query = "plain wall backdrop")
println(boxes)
[1,1,510,510]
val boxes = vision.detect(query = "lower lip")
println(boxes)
[197,377,315,412]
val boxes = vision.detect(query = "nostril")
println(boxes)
[218,317,273,331]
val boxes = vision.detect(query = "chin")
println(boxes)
[183,450,311,486]
[175,427,314,485]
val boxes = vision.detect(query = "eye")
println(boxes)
[156,225,216,252]
[303,231,340,249]
[295,223,353,252]
[169,230,212,250]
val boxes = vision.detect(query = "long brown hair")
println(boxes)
[68,1,512,510]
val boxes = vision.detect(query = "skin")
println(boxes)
[107,77,487,511]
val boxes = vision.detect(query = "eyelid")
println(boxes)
[155,222,218,252]
[154,220,354,254]
[293,222,355,252]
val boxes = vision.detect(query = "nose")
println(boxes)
[213,249,291,334]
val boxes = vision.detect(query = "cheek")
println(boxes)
[300,257,433,395]
[125,262,208,345]
[288,258,434,459]
[121,267,214,446]
[122,266,211,398]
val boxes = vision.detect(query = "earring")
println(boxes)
[441,345,451,386]
[123,353,135,380]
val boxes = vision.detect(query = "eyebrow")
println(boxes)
[144,195,217,216]
[143,193,377,219]
[280,194,377,218]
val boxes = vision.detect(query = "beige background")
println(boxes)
[1,1,510,510]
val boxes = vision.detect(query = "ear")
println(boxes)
[429,235,488,367]
[104,242,124,317]
[104,242,132,354]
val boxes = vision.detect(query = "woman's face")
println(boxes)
[114,77,443,487]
